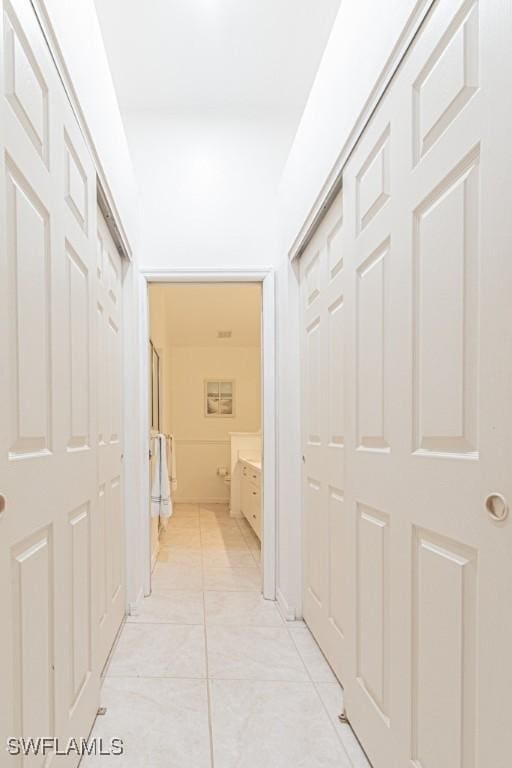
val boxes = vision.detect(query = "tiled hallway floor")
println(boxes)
[83,504,370,767]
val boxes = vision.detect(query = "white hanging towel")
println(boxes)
[169,434,177,491]
[151,434,172,524]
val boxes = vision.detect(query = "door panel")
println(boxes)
[65,240,90,450]
[300,190,348,681]
[356,238,389,450]
[3,0,49,165]
[413,149,479,455]
[356,503,390,727]
[411,527,477,768]
[0,0,125,762]
[68,503,92,710]
[96,207,124,671]
[342,39,397,768]
[11,527,55,758]
[5,156,51,457]
[301,0,512,766]
[53,67,99,756]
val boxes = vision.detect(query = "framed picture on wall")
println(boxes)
[205,380,234,417]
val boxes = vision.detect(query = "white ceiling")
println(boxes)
[94,0,341,113]
[149,283,261,347]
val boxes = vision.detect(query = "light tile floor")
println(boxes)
[83,503,371,767]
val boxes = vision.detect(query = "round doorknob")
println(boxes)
[485,493,509,522]
[0,494,5,515]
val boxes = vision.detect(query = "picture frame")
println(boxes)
[204,379,235,417]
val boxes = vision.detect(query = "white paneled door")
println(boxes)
[0,0,124,763]
[96,209,124,671]
[301,1,512,766]
[300,190,347,681]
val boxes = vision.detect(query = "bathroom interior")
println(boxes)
[148,282,263,589]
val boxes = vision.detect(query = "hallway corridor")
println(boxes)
[83,503,369,767]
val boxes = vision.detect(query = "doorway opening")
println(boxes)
[143,275,275,600]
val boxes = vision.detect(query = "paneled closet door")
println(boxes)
[340,0,512,766]
[0,0,119,761]
[54,62,100,761]
[96,207,125,671]
[300,190,349,682]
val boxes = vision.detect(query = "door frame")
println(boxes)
[139,268,277,601]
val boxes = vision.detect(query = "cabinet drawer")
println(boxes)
[247,487,261,537]
[248,478,259,494]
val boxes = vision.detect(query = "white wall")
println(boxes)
[125,110,296,270]
[167,346,261,503]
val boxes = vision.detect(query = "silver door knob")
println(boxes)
[485,493,509,521]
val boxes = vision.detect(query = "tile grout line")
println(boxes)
[285,623,357,768]
[198,503,217,768]
[281,618,350,733]
[103,672,354,684]
[286,622,319,685]
[124,621,205,625]
[98,673,308,681]
[118,620,293,629]
[164,503,216,765]
[100,614,128,679]
[311,677,356,768]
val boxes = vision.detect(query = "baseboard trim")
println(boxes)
[276,588,296,622]
[127,586,144,616]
